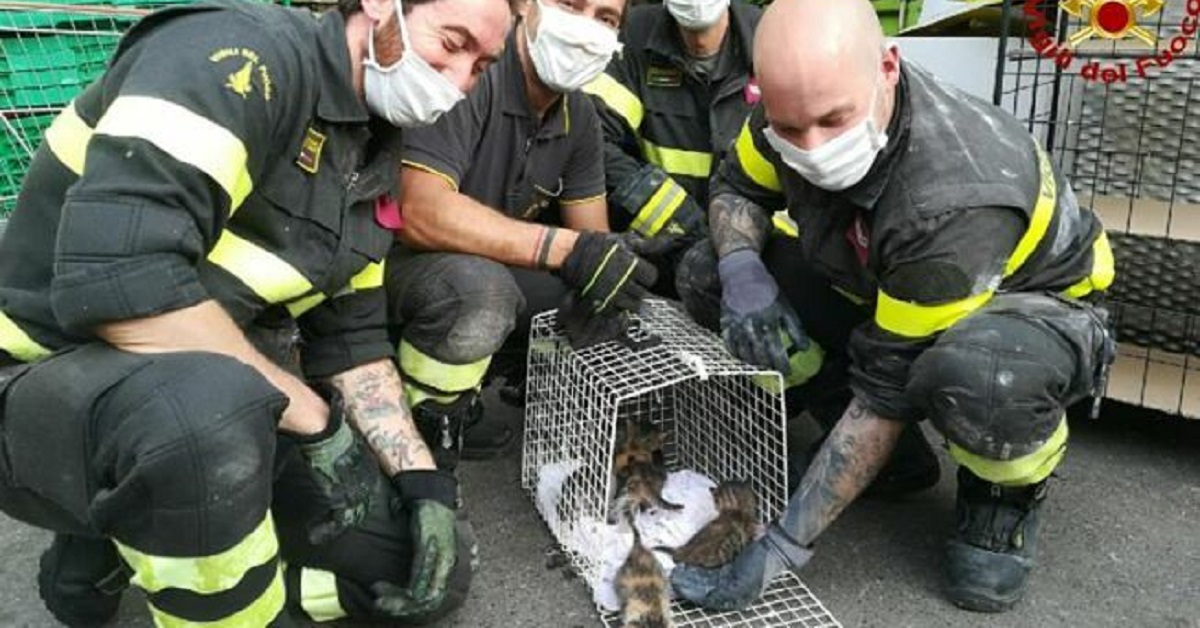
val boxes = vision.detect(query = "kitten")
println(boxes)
[615,509,673,628]
[660,480,758,568]
[610,420,682,522]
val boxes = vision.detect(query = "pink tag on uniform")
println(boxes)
[374,194,403,230]
[744,78,761,105]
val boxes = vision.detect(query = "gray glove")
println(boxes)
[670,524,812,611]
[718,249,809,374]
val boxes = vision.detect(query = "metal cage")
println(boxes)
[522,300,841,628]
[993,0,1200,417]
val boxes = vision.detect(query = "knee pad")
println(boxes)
[675,239,721,331]
[403,257,524,365]
[89,352,286,556]
[908,298,1095,461]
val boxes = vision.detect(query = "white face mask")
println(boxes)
[764,81,889,192]
[665,0,729,31]
[527,0,623,93]
[364,0,465,127]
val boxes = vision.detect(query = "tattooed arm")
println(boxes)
[710,193,773,258]
[781,397,905,543]
[327,358,436,475]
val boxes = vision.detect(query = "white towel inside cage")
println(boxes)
[537,463,721,611]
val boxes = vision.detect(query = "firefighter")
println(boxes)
[583,0,760,292]
[672,0,1115,613]
[382,0,655,461]
[0,0,512,624]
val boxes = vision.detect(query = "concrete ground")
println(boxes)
[1,395,1197,628]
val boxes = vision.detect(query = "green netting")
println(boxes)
[0,0,289,216]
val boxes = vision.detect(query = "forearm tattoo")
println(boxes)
[329,360,436,475]
[780,397,904,545]
[710,193,772,258]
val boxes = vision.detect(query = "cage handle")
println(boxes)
[677,351,710,381]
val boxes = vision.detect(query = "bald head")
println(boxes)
[754,0,899,151]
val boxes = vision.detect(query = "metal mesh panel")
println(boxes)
[0,2,145,214]
[994,0,1200,417]
[524,300,838,627]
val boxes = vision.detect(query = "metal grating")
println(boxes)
[994,0,1200,417]
[523,300,838,626]
[600,572,841,628]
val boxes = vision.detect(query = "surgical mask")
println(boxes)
[665,0,729,30]
[763,81,889,192]
[527,0,623,92]
[364,0,465,127]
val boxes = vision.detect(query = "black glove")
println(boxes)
[610,164,707,238]
[559,232,658,315]
[718,249,809,374]
[373,470,459,617]
[291,388,379,545]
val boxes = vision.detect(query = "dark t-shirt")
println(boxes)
[401,33,607,223]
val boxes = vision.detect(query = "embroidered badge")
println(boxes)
[646,65,683,88]
[296,126,326,174]
[209,47,274,101]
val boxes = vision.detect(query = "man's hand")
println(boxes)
[718,249,809,373]
[559,232,658,315]
[290,387,380,544]
[373,470,459,617]
[671,525,812,611]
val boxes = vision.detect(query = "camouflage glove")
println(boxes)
[292,388,378,545]
[372,470,459,617]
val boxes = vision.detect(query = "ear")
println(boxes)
[360,0,394,24]
[881,42,901,90]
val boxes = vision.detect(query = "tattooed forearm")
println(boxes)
[779,397,904,545]
[328,358,435,475]
[710,193,772,258]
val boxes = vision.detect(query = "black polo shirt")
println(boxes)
[401,32,607,222]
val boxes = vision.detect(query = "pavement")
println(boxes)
[0,395,1197,628]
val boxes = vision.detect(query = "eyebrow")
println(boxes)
[445,25,502,63]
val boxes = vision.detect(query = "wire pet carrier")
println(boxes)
[994,0,1200,417]
[522,299,840,628]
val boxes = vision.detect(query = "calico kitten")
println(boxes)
[661,480,758,568]
[615,509,673,628]
[610,420,682,522]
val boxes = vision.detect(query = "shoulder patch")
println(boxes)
[296,126,326,174]
[646,65,683,88]
[210,47,273,101]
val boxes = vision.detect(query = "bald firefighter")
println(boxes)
[673,0,1115,613]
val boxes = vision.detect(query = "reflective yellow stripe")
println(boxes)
[95,96,253,210]
[582,73,644,131]
[752,341,824,393]
[44,102,93,175]
[399,340,491,393]
[875,289,995,339]
[1063,231,1115,298]
[115,515,277,595]
[735,120,782,193]
[1005,145,1056,277]
[630,177,686,237]
[598,258,641,312]
[771,211,798,238]
[640,140,712,178]
[300,567,347,622]
[208,230,313,304]
[285,292,327,318]
[147,564,285,627]
[950,417,1067,486]
[0,310,52,362]
[350,261,385,291]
